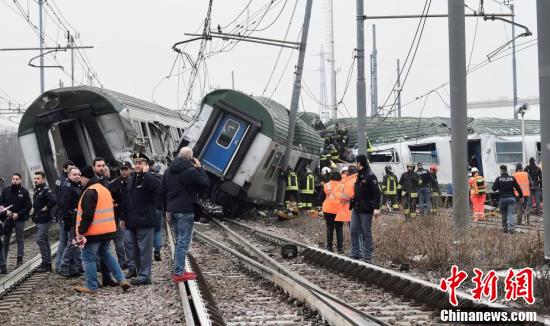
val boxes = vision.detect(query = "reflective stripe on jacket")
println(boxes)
[512,171,530,197]
[76,183,116,237]
[300,174,315,194]
[336,174,357,222]
[322,180,340,214]
[286,172,299,191]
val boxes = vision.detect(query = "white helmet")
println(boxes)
[321,167,331,175]
[471,167,479,173]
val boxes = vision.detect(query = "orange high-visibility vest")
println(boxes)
[336,173,357,222]
[322,180,340,214]
[76,183,116,237]
[513,171,530,197]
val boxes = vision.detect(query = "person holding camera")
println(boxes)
[160,147,209,283]
[1,173,31,268]
[31,171,57,272]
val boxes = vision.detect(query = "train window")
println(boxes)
[409,143,438,164]
[370,149,399,163]
[136,121,153,153]
[537,142,542,162]
[216,119,240,149]
[265,152,282,180]
[273,154,285,181]
[496,142,522,163]
[148,123,165,153]
[263,149,276,169]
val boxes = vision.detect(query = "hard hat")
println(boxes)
[429,164,438,172]
[471,167,479,173]
[321,167,331,175]
[384,165,392,171]
[406,162,415,168]
[342,166,349,172]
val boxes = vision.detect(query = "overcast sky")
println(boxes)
[0,0,542,128]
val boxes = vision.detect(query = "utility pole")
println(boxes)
[38,0,44,93]
[356,0,368,155]
[396,58,402,118]
[67,31,76,87]
[511,3,518,119]
[371,24,378,116]
[448,0,469,237]
[536,0,550,264]
[277,0,313,205]
[328,0,337,121]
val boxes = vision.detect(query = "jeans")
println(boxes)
[55,220,68,270]
[500,197,516,231]
[532,189,542,211]
[324,213,343,252]
[418,187,432,215]
[3,219,25,260]
[113,226,127,267]
[171,213,195,275]
[81,240,125,291]
[350,210,373,260]
[123,229,135,271]
[130,227,154,282]
[154,210,164,253]
[36,222,51,265]
[59,228,82,274]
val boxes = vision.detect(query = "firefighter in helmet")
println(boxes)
[381,165,399,211]
[398,162,420,219]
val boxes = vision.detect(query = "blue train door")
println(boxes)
[201,113,249,175]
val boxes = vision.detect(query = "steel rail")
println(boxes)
[165,220,212,326]
[205,219,384,326]
[0,241,59,297]
[224,219,549,325]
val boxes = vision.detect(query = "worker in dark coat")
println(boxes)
[1,173,32,268]
[398,163,420,219]
[31,171,57,272]
[109,161,133,270]
[122,153,160,285]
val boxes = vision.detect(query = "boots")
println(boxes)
[36,263,52,273]
[74,286,97,294]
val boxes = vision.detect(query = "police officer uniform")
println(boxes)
[109,161,132,270]
[57,177,83,277]
[31,182,56,272]
[1,182,31,266]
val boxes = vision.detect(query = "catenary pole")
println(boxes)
[536,0,550,263]
[38,0,44,93]
[277,0,313,205]
[448,0,469,237]
[356,0,368,155]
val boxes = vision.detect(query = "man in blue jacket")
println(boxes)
[160,147,209,283]
[122,153,160,285]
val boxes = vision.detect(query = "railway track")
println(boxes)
[193,221,384,325]
[217,218,548,325]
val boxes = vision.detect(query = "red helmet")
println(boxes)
[430,164,438,172]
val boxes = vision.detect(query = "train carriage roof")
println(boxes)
[18,86,189,137]
[202,89,323,154]
[326,117,541,146]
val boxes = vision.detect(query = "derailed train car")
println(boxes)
[183,89,323,212]
[18,86,191,184]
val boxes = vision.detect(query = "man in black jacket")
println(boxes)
[57,167,83,277]
[526,157,542,214]
[1,173,32,267]
[110,161,133,270]
[122,153,160,285]
[492,165,523,233]
[350,154,381,262]
[31,171,57,272]
[160,147,209,282]
[54,160,74,272]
